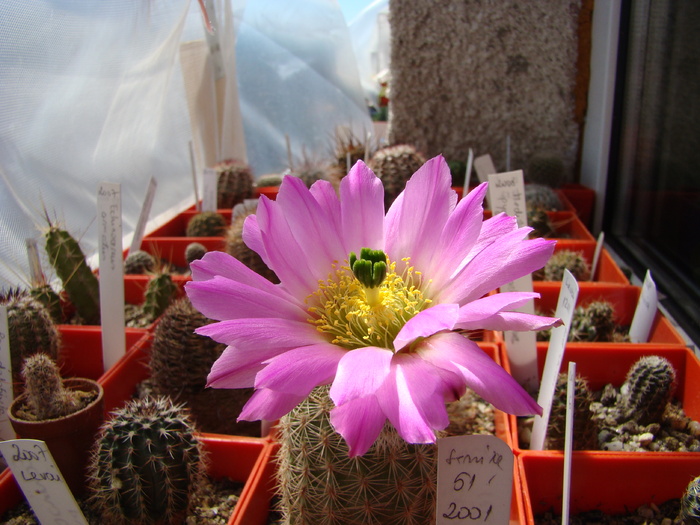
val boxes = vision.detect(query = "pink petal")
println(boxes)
[196,317,324,348]
[186,275,307,321]
[329,395,386,457]
[255,344,346,395]
[456,292,540,325]
[416,332,542,416]
[393,303,459,351]
[207,345,281,388]
[329,346,393,406]
[459,311,562,331]
[241,213,273,270]
[385,156,454,271]
[377,353,448,444]
[340,161,386,256]
[189,250,279,294]
[238,388,306,421]
[309,180,342,240]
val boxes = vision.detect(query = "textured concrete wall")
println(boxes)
[388,0,584,180]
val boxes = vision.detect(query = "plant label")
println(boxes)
[0,439,89,524]
[474,153,496,184]
[189,141,202,212]
[436,434,513,525]
[25,238,44,286]
[97,182,126,371]
[462,148,474,195]
[500,275,538,393]
[128,176,158,255]
[487,170,527,227]
[629,270,657,343]
[589,231,605,281]
[202,167,218,212]
[0,306,14,440]
[530,269,579,451]
[562,361,577,524]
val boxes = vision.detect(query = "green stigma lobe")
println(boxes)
[349,248,387,288]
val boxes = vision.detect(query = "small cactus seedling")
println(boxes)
[525,183,564,212]
[2,290,61,387]
[124,249,157,274]
[255,173,284,188]
[214,159,255,209]
[369,144,427,209]
[44,221,101,325]
[87,396,205,525]
[540,249,591,281]
[526,152,567,188]
[185,242,208,267]
[185,211,227,237]
[569,301,618,342]
[17,353,92,421]
[621,355,677,426]
[546,372,598,450]
[681,475,700,525]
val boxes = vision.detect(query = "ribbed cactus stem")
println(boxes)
[45,225,101,325]
[621,355,677,425]
[185,211,227,237]
[21,353,82,421]
[141,272,177,324]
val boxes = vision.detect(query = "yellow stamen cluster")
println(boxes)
[308,258,431,351]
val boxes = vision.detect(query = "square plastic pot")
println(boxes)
[144,209,232,238]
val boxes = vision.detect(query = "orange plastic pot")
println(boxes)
[518,453,700,524]
[255,186,279,200]
[544,211,595,241]
[559,183,595,229]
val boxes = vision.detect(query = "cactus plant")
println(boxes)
[527,208,556,238]
[87,396,205,525]
[14,353,94,421]
[224,210,279,284]
[44,221,101,324]
[2,290,61,387]
[569,301,618,342]
[141,272,177,324]
[185,242,208,267]
[681,475,700,525]
[148,297,258,436]
[369,144,427,209]
[332,126,367,178]
[620,355,677,426]
[255,173,284,188]
[28,282,63,324]
[546,372,598,450]
[276,386,437,524]
[524,183,564,212]
[539,249,591,282]
[185,211,227,237]
[214,159,254,209]
[526,152,567,188]
[124,250,156,275]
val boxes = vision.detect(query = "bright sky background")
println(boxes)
[337,0,375,24]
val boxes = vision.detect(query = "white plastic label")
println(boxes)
[436,434,513,525]
[0,439,89,524]
[462,148,474,195]
[487,170,527,227]
[97,182,126,371]
[474,153,496,184]
[0,306,14,440]
[589,231,605,281]
[25,238,44,286]
[562,361,577,525]
[629,270,658,343]
[501,275,538,393]
[530,269,579,451]
[128,176,158,255]
[202,167,218,212]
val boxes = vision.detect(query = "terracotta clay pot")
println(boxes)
[7,377,105,497]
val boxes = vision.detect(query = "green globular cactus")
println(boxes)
[568,301,618,342]
[621,355,677,426]
[369,144,427,209]
[546,372,598,450]
[18,353,87,421]
[224,211,279,284]
[29,283,64,324]
[214,159,254,209]
[124,250,156,275]
[525,183,564,212]
[185,211,227,237]
[277,386,437,524]
[87,396,205,525]
[255,173,284,188]
[680,475,700,525]
[185,242,208,267]
[540,249,591,282]
[2,291,61,387]
[148,297,258,436]
[141,272,177,324]
[526,152,567,188]
[44,223,101,325]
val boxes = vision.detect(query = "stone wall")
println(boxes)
[388,0,587,181]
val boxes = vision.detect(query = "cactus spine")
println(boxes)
[214,159,254,209]
[141,272,177,324]
[185,211,227,237]
[18,353,88,421]
[2,291,61,386]
[369,144,427,209]
[681,476,700,525]
[44,223,101,324]
[621,355,677,426]
[124,250,156,275]
[546,373,598,450]
[540,249,591,282]
[87,396,204,525]
[277,386,437,524]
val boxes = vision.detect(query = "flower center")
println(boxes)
[308,251,432,351]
